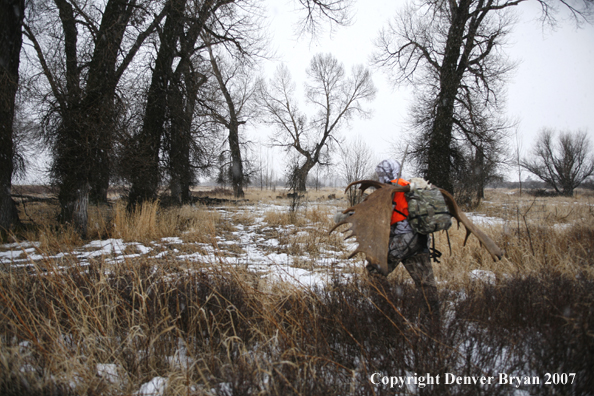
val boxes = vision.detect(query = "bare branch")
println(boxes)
[295,0,354,37]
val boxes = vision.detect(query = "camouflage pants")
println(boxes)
[387,229,440,320]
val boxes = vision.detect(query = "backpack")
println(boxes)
[405,186,452,234]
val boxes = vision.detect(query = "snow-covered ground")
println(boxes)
[2,199,575,288]
[3,196,582,291]
[0,201,363,288]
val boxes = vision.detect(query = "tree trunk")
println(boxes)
[168,62,204,204]
[425,0,470,193]
[128,0,185,208]
[85,0,135,203]
[206,43,245,199]
[229,120,245,198]
[476,147,485,202]
[58,180,89,238]
[295,159,316,193]
[129,0,217,207]
[168,81,191,205]
[0,0,24,234]
[427,97,455,192]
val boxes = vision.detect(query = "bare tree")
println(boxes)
[202,23,263,198]
[521,128,594,196]
[259,53,376,192]
[339,136,374,206]
[0,0,24,233]
[373,0,591,193]
[204,46,247,198]
[126,0,264,206]
[125,0,232,207]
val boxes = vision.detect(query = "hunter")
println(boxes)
[373,159,440,320]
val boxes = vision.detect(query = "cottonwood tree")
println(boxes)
[259,53,376,192]
[522,128,594,196]
[203,47,248,198]
[166,1,263,203]
[0,0,25,233]
[126,0,263,206]
[405,87,511,205]
[373,0,592,193]
[24,0,166,235]
[126,0,344,206]
[125,0,231,207]
[201,15,264,198]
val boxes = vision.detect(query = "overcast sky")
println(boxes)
[255,0,594,181]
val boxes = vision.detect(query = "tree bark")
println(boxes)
[228,121,245,198]
[295,158,316,192]
[128,0,185,207]
[128,0,220,207]
[168,63,205,204]
[476,147,485,201]
[425,0,471,193]
[85,0,138,203]
[0,0,25,233]
[58,181,89,238]
[206,44,246,198]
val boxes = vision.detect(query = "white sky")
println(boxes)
[254,0,594,182]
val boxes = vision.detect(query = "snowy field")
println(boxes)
[1,200,365,287]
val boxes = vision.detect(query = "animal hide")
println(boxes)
[330,180,504,275]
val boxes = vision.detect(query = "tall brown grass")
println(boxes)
[2,258,592,395]
[11,200,223,251]
[111,200,177,242]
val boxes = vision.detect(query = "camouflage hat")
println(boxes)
[375,159,401,183]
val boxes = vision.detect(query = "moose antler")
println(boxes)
[438,189,504,261]
[330,181,409,275]
[330,180,503,275]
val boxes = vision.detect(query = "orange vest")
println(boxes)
[390,178,410,225]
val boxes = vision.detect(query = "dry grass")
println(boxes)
[262,209,302,227]
[179,206,222,244]
[10,200,224,249]
[2,187,594,395]
[243,187,344,204]
[454,189,593,278]
[2,259,593,395]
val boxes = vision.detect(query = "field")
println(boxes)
[1,187,594,395]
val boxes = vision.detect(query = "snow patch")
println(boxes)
[135,376,168,396]
[96,363,120,384]
[469,269,496,284]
